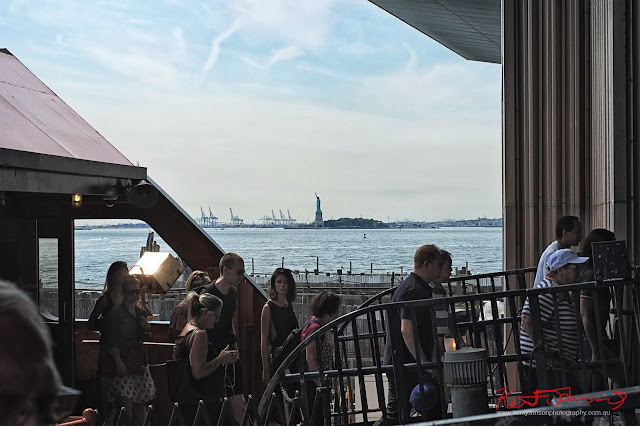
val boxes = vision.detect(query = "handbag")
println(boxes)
[166,358,204,403]
[97,341,145,376]
[120,340,145,374]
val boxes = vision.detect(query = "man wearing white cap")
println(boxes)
[520,248,589,394]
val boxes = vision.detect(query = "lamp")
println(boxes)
[130,251,184,315]
[129,251,184,293]
[72,193,82,207]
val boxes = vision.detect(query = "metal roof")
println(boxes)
[368,0,501,64]
[0,48,133,165]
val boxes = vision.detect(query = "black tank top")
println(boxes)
[173,329,224,398]
[267,300,298,349]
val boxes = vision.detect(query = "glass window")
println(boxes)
[39,238,59,321]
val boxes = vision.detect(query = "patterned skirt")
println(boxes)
[106,365,156,403]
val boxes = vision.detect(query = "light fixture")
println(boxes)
[129,251,184,293]
[72,193,82,207]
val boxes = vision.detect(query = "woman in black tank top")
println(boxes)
[260,268,298,385]
[173,292,238,423]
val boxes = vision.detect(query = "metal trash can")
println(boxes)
[443,347,489,417]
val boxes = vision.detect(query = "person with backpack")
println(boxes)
[300,291,341,426]
[172,292,238,424]
[260,267,299,385]
[260,268,299,425]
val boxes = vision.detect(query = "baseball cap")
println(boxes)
[546,249,589,272]
[409,375,439,414]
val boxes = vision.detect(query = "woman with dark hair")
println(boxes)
[300,291,341,426]
[103,275,156,426]
[173,292,238,424]
[168,270,211,340]
[260,267,298,385]
[87,261,128,422]
[88,261,128,332]
[578,228,623,390]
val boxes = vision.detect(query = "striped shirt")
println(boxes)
[519,278,579,367]
[430,283,450,337]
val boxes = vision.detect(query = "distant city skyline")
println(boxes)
[1,1,502,222]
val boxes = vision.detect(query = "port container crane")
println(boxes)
[230,208,244,226]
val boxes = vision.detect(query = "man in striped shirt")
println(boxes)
[431,250,466,349]
[519,248,588,394]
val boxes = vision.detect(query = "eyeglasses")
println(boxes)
[206,309,222,317]
[125,288,141,295]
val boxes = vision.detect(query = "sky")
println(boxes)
[1,0,502,224]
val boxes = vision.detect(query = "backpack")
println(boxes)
[269,318,321,375]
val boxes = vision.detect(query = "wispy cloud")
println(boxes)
[244,45,305,69]
[0,0,503,221]
[202,18,243,74]
[201,0,336,76]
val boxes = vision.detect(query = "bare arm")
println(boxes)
[305,340,322,386]
[87,296,106,331]
[189,330,236,380]
[580,296,600,361]
[305,340,320,372]
[401,319,428,362]
[260,303,272,383]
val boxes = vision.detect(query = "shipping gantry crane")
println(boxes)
[260,209,297,227]
[229,208,244,227]
[198,206,219,227]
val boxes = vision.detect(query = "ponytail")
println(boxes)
[186,292,222,321]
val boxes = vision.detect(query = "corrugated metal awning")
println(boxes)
[368,0,501,64]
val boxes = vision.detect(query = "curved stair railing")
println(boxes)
[258,265,640,426]
[333,266,537,409]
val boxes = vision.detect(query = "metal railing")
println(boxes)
[258,266,640,425]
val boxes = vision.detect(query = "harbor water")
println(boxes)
[73,226,502,289]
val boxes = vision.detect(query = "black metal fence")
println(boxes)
[258,265,640,426]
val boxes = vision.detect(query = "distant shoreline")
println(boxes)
[75,221,503,231]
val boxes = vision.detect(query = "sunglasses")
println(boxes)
[124,288,141,295]
[226,267,245,275]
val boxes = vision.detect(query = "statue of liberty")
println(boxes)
[314,193,323,226]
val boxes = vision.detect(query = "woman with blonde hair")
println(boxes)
[168,270,211,340]
[173,292,238,423]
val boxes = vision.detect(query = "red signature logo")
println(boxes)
[496,387,627,411]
